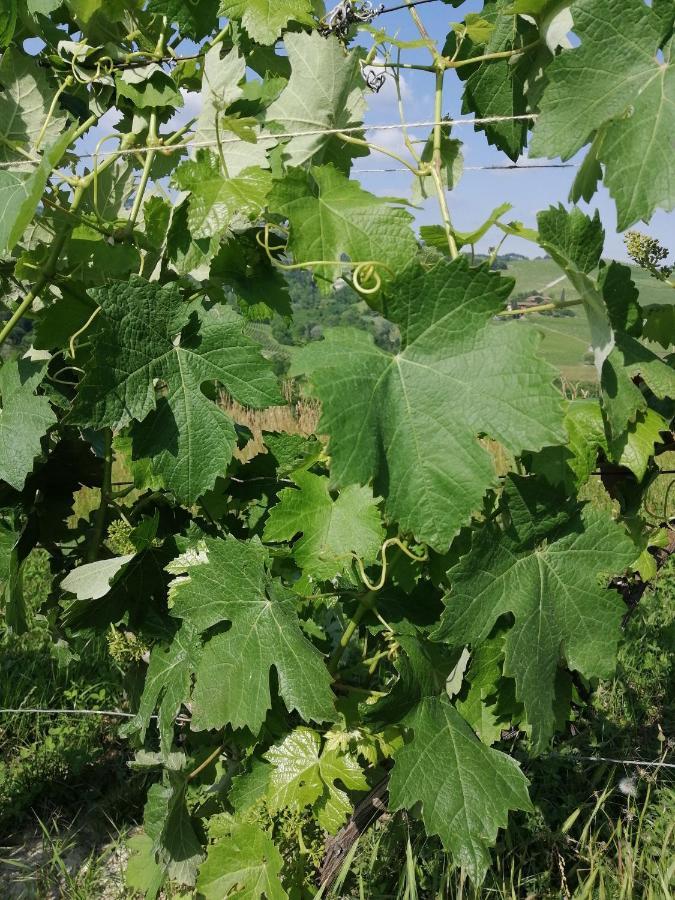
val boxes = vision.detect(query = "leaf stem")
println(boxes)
[430,70,458,260]
[187,742,226,782]
[328,591,378,676]
[86,428,113,563]
[335,131,421,176]
[128,112,158,228]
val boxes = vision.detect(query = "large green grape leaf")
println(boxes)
[389,695,532,883]
[173,153,272,240]
[168,537,335,733]
[291,256,564,550]
[70,277,281,503]
[531,0,675,229]
[263,470,384,582]
[219,0,314,44]
[433,475,636,750]
[197,823,287,900]
[265,32,366,168]
[264,727,368,833]
[0,48,68,162]
[269,165,418,292]
[0,358,56,490]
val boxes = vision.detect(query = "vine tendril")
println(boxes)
[256,224,392,295]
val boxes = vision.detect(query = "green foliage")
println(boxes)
[0,2,672,896]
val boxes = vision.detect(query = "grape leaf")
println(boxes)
[433,475,636,750]
[0,0,16,46]
[269,165,417,293]
[144,768,202,888]
[0,48,68,161]
[263,470,384,582]
[116,67,183,110]
[193,45,272,176]
[531,0,675,228]
[389,695,532,883]
[365,633,461,728]
[167,537,335,732]
[264,727,368,833]
[456,633,509,746]
[70,277,281,503]
[148,0,219,39]
[124,625,202,755]
[412,129,463,202]
[210,233,292,318]
[0,127,76,253]
[220,0,313,44]
[291,256,564,550]
[0,358,56,490]
[197,823,287,900]
[266,32,366,168]
[455,0,540,159]
[60,554,136,600]
[601,336,675,438]
[174,153,272,240]
[537,206,675,435]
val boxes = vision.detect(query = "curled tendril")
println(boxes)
[333,537,429,592]
[69,306,101,358]
[70,53,114,85]
[256,224,392,296]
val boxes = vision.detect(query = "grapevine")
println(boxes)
[0,0,673,896]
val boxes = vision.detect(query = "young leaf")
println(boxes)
[263,470,384,582]
[434,476,637,750]
[0,358,56,490]
[531,0,675,228]
[197,823,287,900]
[389,695,532,883]
[70,277,282,503]
[168,537,335,733]
[193,45,273,176]
[291,256,564,550]
[174,153,272,240]
[264,727,368,832]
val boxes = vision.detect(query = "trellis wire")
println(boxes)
[0,114,539,170]
[0,707,672,770]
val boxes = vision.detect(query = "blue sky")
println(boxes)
[354,0,673,260]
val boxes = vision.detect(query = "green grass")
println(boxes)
[503,260,673,383]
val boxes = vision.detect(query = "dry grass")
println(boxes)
[220,381,321,463]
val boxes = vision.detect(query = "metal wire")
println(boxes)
[0,114,539,169]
